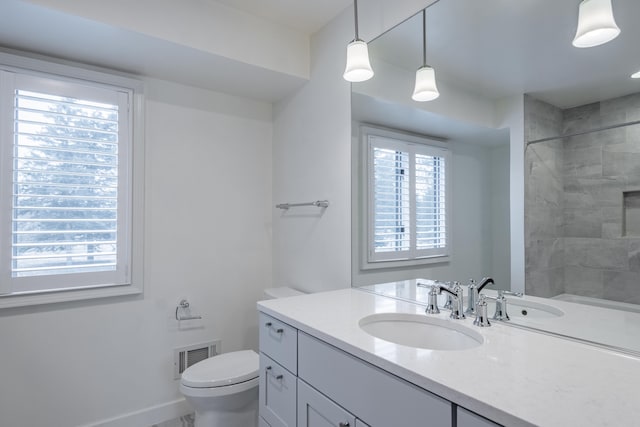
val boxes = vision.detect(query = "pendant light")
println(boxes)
[412,9,439,102]
[572,0,620,48]
[343,0,374,82]
[632,70,640,79]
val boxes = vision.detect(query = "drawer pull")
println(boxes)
[265,322,284,333]
[265,366,284,380]
[339,423,350,427]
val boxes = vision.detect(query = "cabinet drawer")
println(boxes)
[298,379,356,427]
[298,332,452,427]
[259,353,297,427]
[457,407,502,427]
[259,312,297,374]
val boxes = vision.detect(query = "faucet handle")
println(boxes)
[498,289,523,298]
[424,286,440,315]
[473,295,491,327]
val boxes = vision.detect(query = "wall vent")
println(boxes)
[173,340,221,380]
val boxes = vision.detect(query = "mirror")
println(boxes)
[351,0,640,354]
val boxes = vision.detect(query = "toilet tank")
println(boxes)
[263,287,305,299]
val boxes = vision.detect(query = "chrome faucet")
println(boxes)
[473,294,491,327]
[491,289,523,321]
[438,283,465,319]
[466,277,494,314]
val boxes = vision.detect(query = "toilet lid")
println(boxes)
[181,350,259,388]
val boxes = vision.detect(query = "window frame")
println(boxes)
[360,125,452,270]
[0,51,144,308]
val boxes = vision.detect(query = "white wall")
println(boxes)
[490,143,511,290]
[271,9,353,293]
[497,95,525,293]
[0,79,273,427]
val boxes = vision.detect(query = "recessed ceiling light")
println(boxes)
[632,71,640,79]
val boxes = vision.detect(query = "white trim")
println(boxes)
[80,398,192,427]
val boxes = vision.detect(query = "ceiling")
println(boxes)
[212,0,352,34]
[370,0,640,109]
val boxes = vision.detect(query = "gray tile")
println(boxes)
[603,270,640,304]
[525,267,564,298]
[564,238,629,270]
[603,151,640,177]
[526,238,564,270]
[628,239,640,272]
[602,223,621,239]
[564,146,602,178]
[564,208,602,238]
[563,266,604,298]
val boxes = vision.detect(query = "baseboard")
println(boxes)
[83,398,193,427]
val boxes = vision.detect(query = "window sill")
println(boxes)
[361,255,450,271]
[0,283,142,309]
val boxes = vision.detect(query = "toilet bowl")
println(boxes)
[180,287,305,427]
[179,350,259,427]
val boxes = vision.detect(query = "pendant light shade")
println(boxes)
[412,9,439,102]
[412,66,440,102]
[344,40,374,82]
[632,70,640,79]
[572,0,620,48]
[343,0,373,82]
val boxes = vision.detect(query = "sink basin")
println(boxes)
[359,313,483,351]
[489,299,564,319]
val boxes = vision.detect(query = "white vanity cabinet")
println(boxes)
[258,310,501,427]
[259,313,298,427]
[297,379,357,427]
[457,407,501,427]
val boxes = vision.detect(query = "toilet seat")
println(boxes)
[180,349,259,397]
[180,375,259,398]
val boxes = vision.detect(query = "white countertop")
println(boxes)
[257,287,640,427]
[359,280,640,355]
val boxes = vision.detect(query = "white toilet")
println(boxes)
[179,287,304,427]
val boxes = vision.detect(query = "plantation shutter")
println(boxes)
[368,134,449,263]
[12,89,120,278]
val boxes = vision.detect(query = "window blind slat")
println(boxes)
[12,89,121,278]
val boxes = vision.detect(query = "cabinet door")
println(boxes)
[298,379,356,427]
[355,420,370,427]
[457,407,502,427]
[259,353,297,427]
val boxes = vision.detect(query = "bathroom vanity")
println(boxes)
[257,287,640,427]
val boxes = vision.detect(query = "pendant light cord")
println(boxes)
[421,9,427,67]
[354,0,360,40]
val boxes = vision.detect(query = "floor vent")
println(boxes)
[174,340,221,379]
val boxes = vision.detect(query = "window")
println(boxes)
[364,127,451,267]
[0,53,143,307]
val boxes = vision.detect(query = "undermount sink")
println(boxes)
[359,313,484,351]
[490,299,564,319]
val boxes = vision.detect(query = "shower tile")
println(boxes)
[564,208,602,238]
[563,102,600,134]
[564,266,604,298]
[564,146,602,178]
[601,92,640,118]
[526,268,564,298]
[603,270,640,304]
[603,151,640,177]
[602,223,621,239]
[564,132,602,150]
[525,238,564,270]
[564,238,629,269]
[628,240,640,272]
[524,95,563,142]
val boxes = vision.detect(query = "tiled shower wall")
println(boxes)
[525,94,640,304]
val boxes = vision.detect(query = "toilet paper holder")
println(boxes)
[175,299,202,321]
